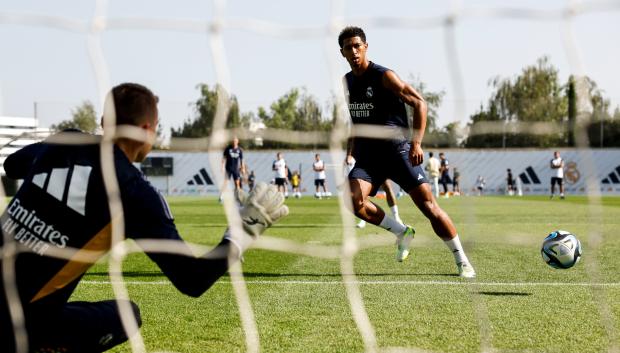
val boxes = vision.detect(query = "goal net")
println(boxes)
[1,1,620,352]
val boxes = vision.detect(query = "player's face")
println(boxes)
[340,36,368,69]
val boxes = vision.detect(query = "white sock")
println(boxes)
[390,205,399,218]
[379,214,407,237]
[444,235,470,265]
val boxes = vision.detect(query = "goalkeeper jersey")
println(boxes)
[0,131,232,317]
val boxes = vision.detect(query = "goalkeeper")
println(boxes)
[0,83,288,353]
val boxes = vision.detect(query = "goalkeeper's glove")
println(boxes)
[225,182,289,254]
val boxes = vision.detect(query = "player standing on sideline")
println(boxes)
[248,170,256,191]
[476,175,486,196]
[439,152,451,197]
[452,167,461,195]
[273,152,287,195]
[425,151,440,198]
[550,151,565,199]
[0,83,288,352]
[506,168,515,196]
[313,153,330,198]
[291,170,302,198]
[339,26,475,277]
[220,136,244,201]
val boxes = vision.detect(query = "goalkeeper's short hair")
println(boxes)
[105,82,159,126]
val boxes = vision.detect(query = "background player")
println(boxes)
[221,136,245,201]
[439,152,451,197]
[339,26,475,278]
[272,152,287,195]
[313,153,330,198]
[0,83,288,352]
[550,150,565,199]
[425,151,440,198]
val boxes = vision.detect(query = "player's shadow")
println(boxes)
[86,271,166,278]
[238,272,458,278]
[477,291,532,296]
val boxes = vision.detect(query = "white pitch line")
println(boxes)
[81,280,620,287]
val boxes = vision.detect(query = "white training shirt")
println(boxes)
[313,160,326,180]
[426,157,440,178]
[551,157,564,178]
[273,158,287,178]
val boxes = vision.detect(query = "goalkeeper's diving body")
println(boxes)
[339,26,475,278]
[0,83,288,352]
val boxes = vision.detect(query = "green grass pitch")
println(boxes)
[73,195,620,352]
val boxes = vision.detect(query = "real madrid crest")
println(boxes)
[366,86,373,98]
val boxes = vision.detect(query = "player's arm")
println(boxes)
[4,142,44,179]
[382,70,427,166]
[127,182,287,298]
[345,138,355,165]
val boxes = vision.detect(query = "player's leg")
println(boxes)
[349,178,407,237]
[29,300,142,352]
[314,179,321,198]
[219,171,231,202]
[559,178,565,199]
[233,171,242,190]
[407,184,475,278]
[550,178,556,198]
[382,180,403,224]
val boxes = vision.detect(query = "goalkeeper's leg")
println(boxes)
[29,300,142,352]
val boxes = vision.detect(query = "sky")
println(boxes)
[0,0,619,137]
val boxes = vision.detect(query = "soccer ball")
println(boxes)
[541,230,582,269]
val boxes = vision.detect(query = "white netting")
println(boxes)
[1,1,620,352]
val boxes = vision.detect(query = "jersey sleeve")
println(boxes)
[122,176,234,297]
[4,142,44,180]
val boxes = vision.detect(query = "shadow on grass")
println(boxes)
[85,271,459,279]
[477,291,532,296]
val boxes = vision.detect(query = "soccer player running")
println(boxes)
[0,83,288,352]
[339,26,475,278]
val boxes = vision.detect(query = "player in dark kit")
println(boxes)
[0,83,288,352]
[339,26,475,278]
[221,137,244,200]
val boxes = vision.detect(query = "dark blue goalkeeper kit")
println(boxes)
[344,62,429,191]
[0,131,234,352]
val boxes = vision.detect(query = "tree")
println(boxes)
[259,88,332,148]
[464,57,568,148]
[171,84,241,138]
[51,101,98,133]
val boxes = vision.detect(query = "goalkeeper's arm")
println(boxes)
[134,182,288,298]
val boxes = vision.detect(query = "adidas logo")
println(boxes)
[31,165,92,216]
[601,165,620,184]
[519,166,541,185]
[187,168,214,186]
[417,174,423,180]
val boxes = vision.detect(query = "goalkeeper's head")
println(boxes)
[102,83,159,162]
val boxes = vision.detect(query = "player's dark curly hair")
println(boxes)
[109,83,159,126]
[338,26,366,48]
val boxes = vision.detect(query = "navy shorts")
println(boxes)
[275,178,286,186]
[551,177,563,186]
[225,169,241,181]
[349,140,429,194]
[314,179,325,187]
